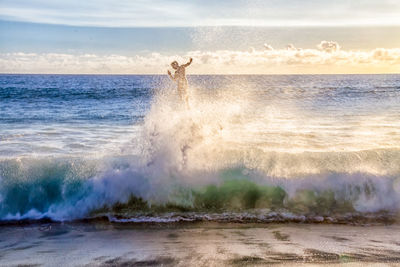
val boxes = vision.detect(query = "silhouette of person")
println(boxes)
[168,58,192,108]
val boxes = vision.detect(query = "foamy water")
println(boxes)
[0,74,400,222]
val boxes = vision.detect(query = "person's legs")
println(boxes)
[177,86,184,101]
[178,81,190,109]
[178,90,189,109]
[184,94,190,109]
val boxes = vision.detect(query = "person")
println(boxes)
[168,58,192,108]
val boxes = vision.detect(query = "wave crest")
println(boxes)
[1,84,400,223]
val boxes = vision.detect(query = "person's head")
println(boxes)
[171,61,179,69]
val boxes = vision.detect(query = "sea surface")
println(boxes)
[0,74,400,223]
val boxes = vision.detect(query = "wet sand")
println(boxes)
[1,223,400,266]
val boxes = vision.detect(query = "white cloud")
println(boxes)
[1,42,400,74]
[286,44,298,51]
[264,43,273,50]
[317,41,341,53]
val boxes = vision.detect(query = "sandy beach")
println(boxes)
[0,222,399,266]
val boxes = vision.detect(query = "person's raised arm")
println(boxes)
[183,58,193,67]
[167,70,176,80]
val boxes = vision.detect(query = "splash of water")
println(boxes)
[1,79,400,222]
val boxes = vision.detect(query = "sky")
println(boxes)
[0,0,399,74]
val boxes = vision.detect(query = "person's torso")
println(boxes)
[175,67,186,80]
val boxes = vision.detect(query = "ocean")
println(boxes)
[1,74,400,224]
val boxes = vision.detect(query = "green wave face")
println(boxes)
[1,155,399,223]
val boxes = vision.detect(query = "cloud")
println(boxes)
[1,42,400,74]
[264,43,273,50]
[286,44,297,50]
[317,41,341,53]
[1,0,400,27]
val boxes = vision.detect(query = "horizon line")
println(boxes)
[1,73,399,76]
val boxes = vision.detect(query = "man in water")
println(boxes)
[168,58,192,108]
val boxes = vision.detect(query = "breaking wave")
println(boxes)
[1,80,400,224]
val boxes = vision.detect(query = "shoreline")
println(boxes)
[1,211,398,227]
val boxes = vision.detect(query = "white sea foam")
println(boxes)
[1,76,400,222]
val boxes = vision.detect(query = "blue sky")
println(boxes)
[1,0,400,27]
[0,0,399,73]
[1,21,399,55]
